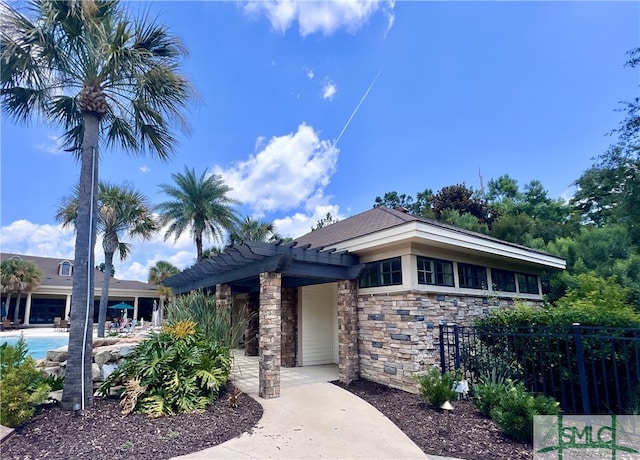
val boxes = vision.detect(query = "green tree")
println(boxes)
[311,212,339,231]
[432,184,496,229]
[157,167,240,262]
[148,260,180,319]
[57,183,158,337]
[1,0,192,410]
[0,259,42,325]
[373,189,434,217]
[228,216,281,247]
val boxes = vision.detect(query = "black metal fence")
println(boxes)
[438,323,640,415]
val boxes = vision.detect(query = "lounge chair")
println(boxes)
[53,317,62,332]
[59,319,69,332]
[1,319,13,331]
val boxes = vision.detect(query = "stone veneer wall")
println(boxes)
[216,283,232,312]
[259,272,281,399]
[281,287,297,367]
[357,290,543,393]
[337,280,359,384]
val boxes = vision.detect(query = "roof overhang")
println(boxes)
[323,221,566,270]
[163,241,364,295]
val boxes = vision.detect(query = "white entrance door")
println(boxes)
[298,283,338,366]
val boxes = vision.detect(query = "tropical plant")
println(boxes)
[99,320,231,417]
[0,258,42,325]
[157,167,240,262]
[56,182,158,337]
[416,368,458,409]
[471,370,519,417]
[147,260,180,321]
[166,290,246,347]
[227,216,281,247]
[1,0,192,410]
[0,336,51,427]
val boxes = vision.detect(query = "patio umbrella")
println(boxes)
[108,302,133,321]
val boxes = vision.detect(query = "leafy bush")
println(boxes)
[166,290,247,347]
[0,336,51,427]
[416,368,457,408]
[471,369,518,417]
[489,384,560,443]
[99,320,231,417]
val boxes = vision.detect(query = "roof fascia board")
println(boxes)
[329,222,566,270]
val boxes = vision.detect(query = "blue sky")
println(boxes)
[1,1,638,282]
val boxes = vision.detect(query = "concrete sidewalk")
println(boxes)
[174,352,461,460]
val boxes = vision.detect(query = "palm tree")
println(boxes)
[157,167,240,262]
[1,0,192,410]
[147,260,180,322]
[0,259,42,325]
[227,216,282,247]
[56,182,158,337]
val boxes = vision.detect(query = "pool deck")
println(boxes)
[0,327,70,339]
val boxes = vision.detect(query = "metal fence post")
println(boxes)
[453,324,460,370]
[572,323,590,415]
[439,322,446,374]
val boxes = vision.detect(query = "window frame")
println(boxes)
[517,273,539,294]
[457,262,488,290]
[491,268,517,292]
[359,257,403,288]
[417,256,455,287]
[59,261,73,277]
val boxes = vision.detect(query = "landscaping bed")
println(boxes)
[335,379,532,460]
[1,385,262,460]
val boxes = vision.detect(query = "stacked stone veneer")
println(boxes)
[337,280,359,384]
[259,272,281,399]
[357,291,543,392]
[281,287,297,367]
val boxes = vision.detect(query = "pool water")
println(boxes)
[0,336,68,359]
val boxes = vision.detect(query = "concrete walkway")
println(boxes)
[175,352,459,460]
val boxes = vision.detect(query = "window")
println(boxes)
[517,273,539,294]
[491,268,516,292]
[59,261,72,276]
[359,257,402,288]
[458,263,487,289]
[417,257,454,286]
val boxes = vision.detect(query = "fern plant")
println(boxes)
[99,320,231,417]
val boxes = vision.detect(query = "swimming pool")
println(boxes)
[0,336,68,359]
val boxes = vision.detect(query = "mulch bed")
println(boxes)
[334,379,533,460]
[1,385,263,460]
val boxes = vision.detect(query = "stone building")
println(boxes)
[163,206,565,398]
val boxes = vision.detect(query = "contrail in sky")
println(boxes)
[334,69,382,147]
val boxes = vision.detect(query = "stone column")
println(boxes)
[337,279,359,384]
[216,283,232,312]
[259,272,281,399]
[281,287,297,367]
[245,292,259,356]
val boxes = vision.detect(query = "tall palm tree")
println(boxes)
[0,258,42,325]
[56,182,158,337]
[157,167,240,262]
[227,216,282,247]
[147,260,180,321]
[1,0,192,410]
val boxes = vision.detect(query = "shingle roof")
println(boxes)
[0,253,157,292]
[293,206,558,258]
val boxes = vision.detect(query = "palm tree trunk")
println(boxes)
[62,113,100,411]
[12,290,22,325]
[196,234,203,262]
[97,251,114,337]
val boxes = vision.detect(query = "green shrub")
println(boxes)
[417,368,457,408]
[99,320,231,417]
[471,369,518,417]
[166,290,248,347]
[489,384,560,443]
[0,336,51,427]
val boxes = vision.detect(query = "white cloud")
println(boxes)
[305,67,315,80]
[274,203,344,240]
[244,0,395,36]
[140,166,151,174]
[322,81,337,101]
[1,220,75,258]
[213,123,339,216]
[35,134,66,155]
